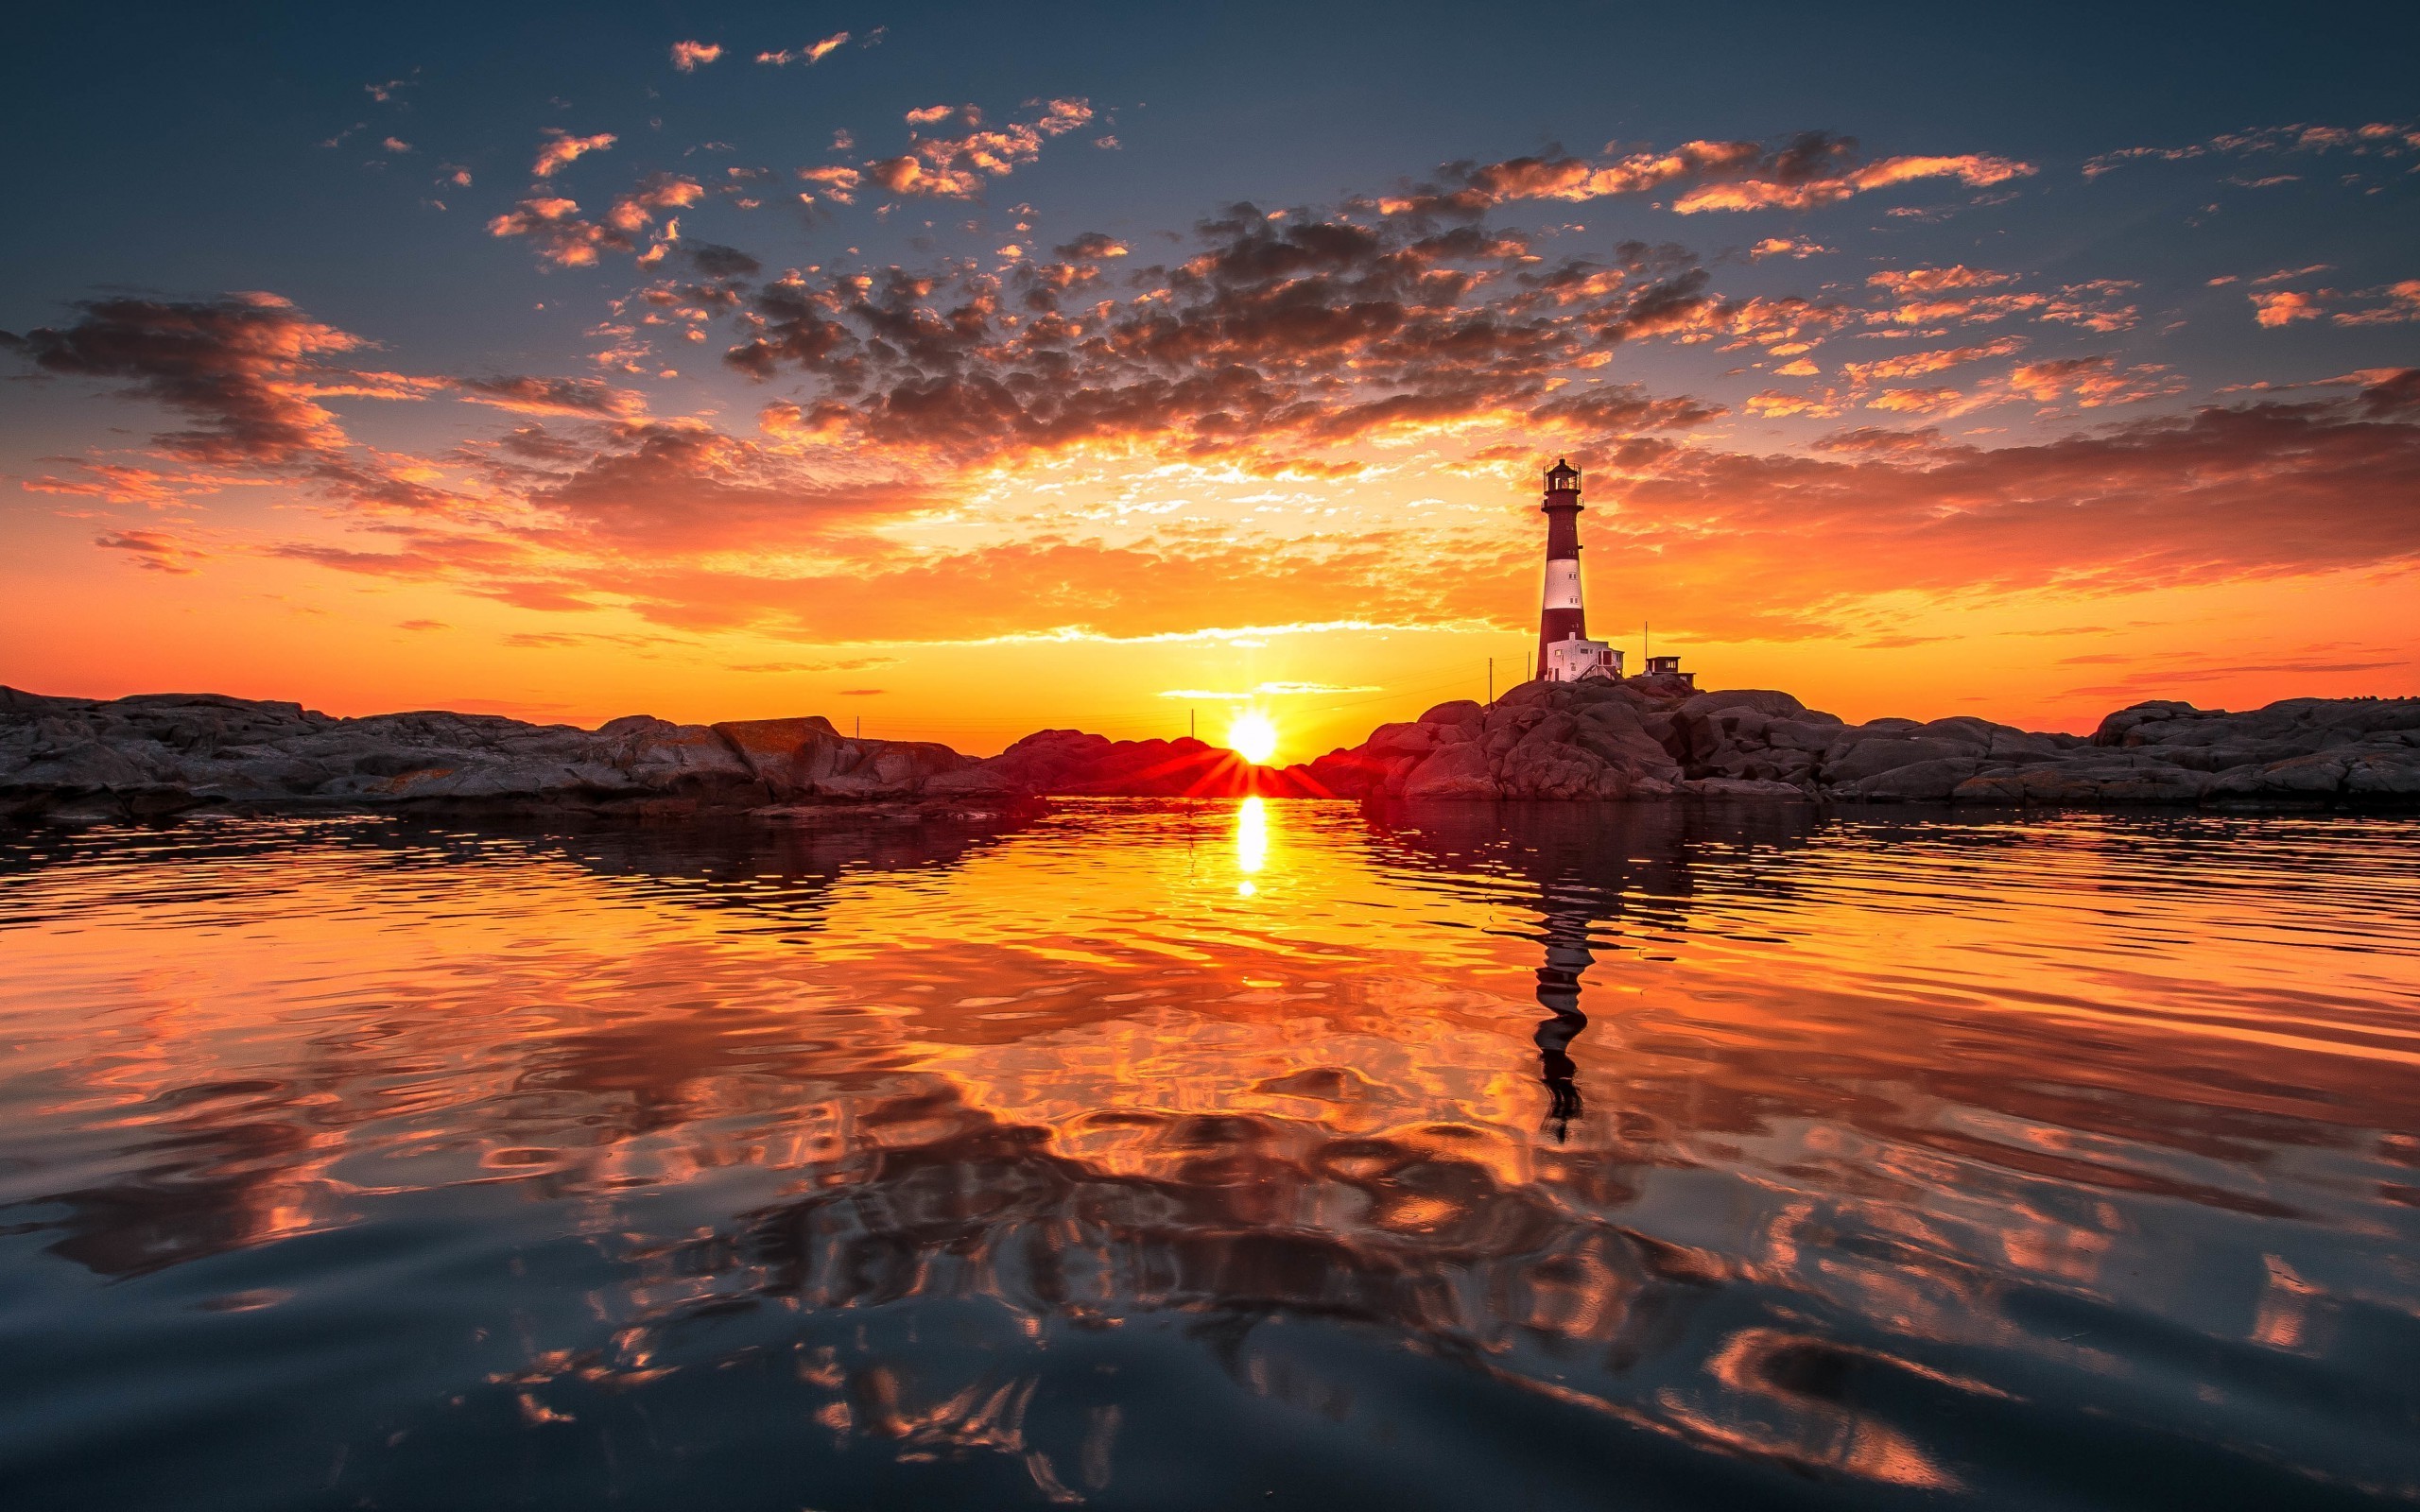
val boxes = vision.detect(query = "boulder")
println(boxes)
[1834,757,1980,802]
[1361,721,1437,761]
[1821,735,1982,785]
[1685,777,1809,799]
[1679,688,1806,720]
[1402,742,1498,799]
[1417,699,1485,730]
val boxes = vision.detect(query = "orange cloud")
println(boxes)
[1840,337,2025,386]
[797,164,864,204]
[864,98,1096,198]
[2333,280,2420,327]
[488,174,702,268]
[1868,266,2012,295]
[1672,153,2032,213]
[2084,119,2420,178]
[531,129,615,179]
[757,31,849,65]
[668,40,721,72]
[251,372,2420,651]
[1382,133,2034,219]
[95,528,206,574]
[2005,355,2182,408]
[488,196,618,266]
[2252,289,2325,327]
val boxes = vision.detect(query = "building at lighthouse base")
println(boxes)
[1543,636,1623,682]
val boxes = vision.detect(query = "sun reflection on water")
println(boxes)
[1234,795,1268,895]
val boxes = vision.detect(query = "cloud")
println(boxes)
[2252,264,2333,286]
[1054,232,1129,260]
[717,219,1765,466]
[531,129,615,179]
[669,41,722,72]
[488,174,700,268]
[797,164,865,204]
[1741,388,1827,418]
[1750,236,1830,260]
[2084,120,2420,178]
[234,369,2419,651]
[397,618,448,630]
[451,374,647,418]
[759,31,851,65]
[430,375,2420,644]
[2252,289,2325,327]
[487,196,615,266]
[1672,152,2032,214]
[1868,266,2012,295]
[2332,280,2420,327]
[1839,337,2025,386]
[610,173,706,231]
[1585,373,2420,626]
[1379,133,2033,219]
[863,97,1095,198]
[2,293,386,463]
[95,528,205,574]
[2004,355,2182,408]
[1853,267,2136,334]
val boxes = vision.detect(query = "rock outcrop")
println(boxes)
[928,730,1282,799]
[1290,679,1688,800]
[1287,679,2420,809]
[0,687,976,823]
[6,680,2415,824]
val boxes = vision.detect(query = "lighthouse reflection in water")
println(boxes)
[3,800,2417,1510]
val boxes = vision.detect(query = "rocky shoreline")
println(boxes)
[3,678,2414,826]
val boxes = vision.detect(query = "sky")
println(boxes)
[4,1,2416,761]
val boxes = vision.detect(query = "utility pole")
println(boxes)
[1644,621,1650,665]
[856,714,861,739]
[1487,657,1494,708]
[1189,708,1196,741]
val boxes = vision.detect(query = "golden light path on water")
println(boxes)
[0,801,2415,1508]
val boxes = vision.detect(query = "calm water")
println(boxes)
[1,801,2416,1510]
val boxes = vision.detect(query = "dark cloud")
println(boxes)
[717,214,1751,465]
[2,294,378,463]
[93,528,204,574]
[685,242,762,278]
[452,374,645,418]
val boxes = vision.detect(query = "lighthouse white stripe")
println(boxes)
[1542,558,1582,610]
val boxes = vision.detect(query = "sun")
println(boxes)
[1226,709,1279,765]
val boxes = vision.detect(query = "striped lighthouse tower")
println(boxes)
[1533,458,1621,681]
[1537,458,1587,673]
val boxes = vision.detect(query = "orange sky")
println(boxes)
[6,37,2418,762]
[6,428,2414,763]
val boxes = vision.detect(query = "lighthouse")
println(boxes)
[1535,458,1621,681]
